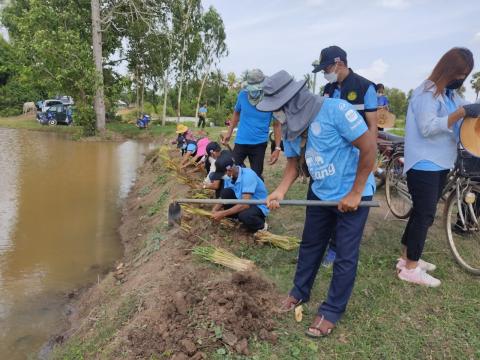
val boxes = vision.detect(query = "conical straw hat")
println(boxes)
[460,117,480,157]
[377,108,396,128]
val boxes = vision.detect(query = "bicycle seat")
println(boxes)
[378,131,404,144]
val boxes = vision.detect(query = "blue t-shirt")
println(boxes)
[377,95,389,107]
[224,167,269,216]
[283,98,376,201]
[199,106,207,114]
[185,143,197,152]
[412,89,459,171]
[234,90,273,145]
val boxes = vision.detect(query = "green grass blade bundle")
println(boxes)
[254,230,300,251]
[192,246,255,272]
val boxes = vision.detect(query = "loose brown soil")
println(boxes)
[55,146,281,359]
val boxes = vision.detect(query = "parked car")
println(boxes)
[37,103,73,126]
[40,99,63,112]
[56,95,74,106]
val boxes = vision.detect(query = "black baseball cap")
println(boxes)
[206,141,221,155]
[209,151,234,181]
[312,46,347,73]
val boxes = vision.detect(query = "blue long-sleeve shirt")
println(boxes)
[404,80,468,173]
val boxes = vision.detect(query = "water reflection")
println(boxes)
[0,129,148,359]
[0,129,20,255]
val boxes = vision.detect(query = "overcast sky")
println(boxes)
[1,0,479,101]
[203,0,480,101]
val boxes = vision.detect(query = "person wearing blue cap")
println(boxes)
[313,46,378,267]
[258,70,376,337]
[222,69,282,179]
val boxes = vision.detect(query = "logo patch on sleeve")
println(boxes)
[347,91,357,101]
[345,109,359,123]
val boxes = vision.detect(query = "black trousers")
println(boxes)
[220,188,265,232]
[233,142,267,179]
[197,115,206,128]
[401,169,449,261]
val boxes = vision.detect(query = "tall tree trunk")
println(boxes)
[195,65,210,120]
[135,67,140,119]
[91,0,106,132]
[176,0,192,123]
[140,76,145,115]
[162,71,168,126]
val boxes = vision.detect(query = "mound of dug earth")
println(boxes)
[126,271,278,359]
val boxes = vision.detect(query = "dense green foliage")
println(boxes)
[0,0,229,133]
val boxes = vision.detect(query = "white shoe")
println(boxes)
[396,258,437,272]
[397,266,441,287]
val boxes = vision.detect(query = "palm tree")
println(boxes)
[471,71,480,100]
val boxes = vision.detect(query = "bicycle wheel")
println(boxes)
[444,185,480,275]
[385,153,412,219]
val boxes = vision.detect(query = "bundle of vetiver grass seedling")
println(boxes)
[176,174,200,188]
[254,230,300,251]
[182,205,235,228]
[180,222,192,233]
[192,246,255,272]
[191,191,210,199]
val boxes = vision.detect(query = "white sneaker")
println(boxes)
[397,266,441,287]
[396,258,437,272]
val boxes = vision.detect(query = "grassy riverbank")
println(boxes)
[0,113,220,140]
[0,114,81,135]
[50,140,480,360]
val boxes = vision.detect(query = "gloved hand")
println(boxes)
[463,104,480,118]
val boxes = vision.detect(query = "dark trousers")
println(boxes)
[233,142,267,179]
[219,188,265,232]
[197,115,206,128]
[214,179,224,199]
[290,186,371,324]
[401,169,449,261]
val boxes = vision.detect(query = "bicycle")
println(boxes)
[375,131,405,190]
[378,133,414,219]
[443,148,480,274]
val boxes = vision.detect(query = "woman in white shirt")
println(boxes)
[398,47,480,287]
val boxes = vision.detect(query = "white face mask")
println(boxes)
[323,64,338,84]
[273,109,286,124]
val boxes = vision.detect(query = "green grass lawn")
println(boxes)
[0,114,81,135]
[0,114,227,141]
[211,165,480,360]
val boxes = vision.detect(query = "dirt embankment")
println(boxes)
[53,146,281,359]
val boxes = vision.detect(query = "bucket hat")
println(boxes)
[256,70,306,112]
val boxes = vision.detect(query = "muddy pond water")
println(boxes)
[0,128,150,359]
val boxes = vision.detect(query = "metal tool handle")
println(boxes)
[174,198,379,207]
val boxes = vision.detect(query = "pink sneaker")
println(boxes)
[397,266,441,287]
[396,258,436,272]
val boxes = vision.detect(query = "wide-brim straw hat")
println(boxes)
[377,108,396,128]
[460,117,480,157]
[176,124,189,134]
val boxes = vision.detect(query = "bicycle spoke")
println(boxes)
[445,186,480,274]
[385,154,412,219]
